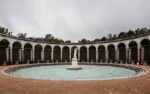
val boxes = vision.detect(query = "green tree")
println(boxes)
[147,27,150,32]
[0,27,5,33]
[107,34,113,40]
[78,39,91,44]
[118,32,127,39]
[139,27,147,34]
[17,33,27,38]
[135,28,140,35]
[112,34,117,40]
[101,36,107,41]
[65,40,71,44]
[127,30,135,37]
[93,38,101,42]
[44,34,54,42]
[0,26,10,34]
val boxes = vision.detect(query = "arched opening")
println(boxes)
[98,45,105,62]
[118,43,126,63]
[44,45,51,62]
[80,46,87,62]
[53,46,61,62]
[0,39,9,65]
[129,41,138,64]
[62,46,70,62]
[107,44,115,62]
[12,42,21,64]
[24,43,32,63]
[141,39,150,65]
[34,44,42,62]
[89,46,96,62]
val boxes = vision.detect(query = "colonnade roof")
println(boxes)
[0,32,150,45]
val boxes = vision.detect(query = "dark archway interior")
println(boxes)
[80,46,87,62]
[141,39,150,64]
[129,41,138,64]
[118,43,126,62]
[44,46,51,61]
[24,43,32,62]
[35,45,42,61]
[98,45,105,62]
[89,46,96,62]
[54,46,61,62]
[0,39,9,65]
[62,46,70,62]
[13,42,21,64]
[108,44,115,62]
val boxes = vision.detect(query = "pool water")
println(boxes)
[13,65,136,80]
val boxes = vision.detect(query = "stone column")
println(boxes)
[60,47,62,62]
[41,50,44,61]
[69,48,72,62]
[125,49,128,64]
[32,48,35,62]
[51,47,53,62]
[9,48,13,64]
[19,49,22,62]
[137,47,141,65]
[87,48,89,62]
[30,49,32,61]
[78,49,80,61]
[96,48,98,63]
[21,49,24,62]
[105,49,108,63]
[141,47,144,64]
[115,49,119,63]
[128,49,131,64]
[6,48,9,63]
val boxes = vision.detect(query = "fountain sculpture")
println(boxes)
[67,48,82,70]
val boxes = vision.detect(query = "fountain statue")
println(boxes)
[67,48,82,70]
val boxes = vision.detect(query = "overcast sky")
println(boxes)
[0,0,150,42]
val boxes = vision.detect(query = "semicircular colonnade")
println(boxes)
[0,33,150,65]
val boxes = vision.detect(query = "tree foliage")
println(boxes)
[17,33,27,38]
[118,32,127,39]
[78,39,91,44]
[0,26,12,35]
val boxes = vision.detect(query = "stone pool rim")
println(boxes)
[1,63,148,81]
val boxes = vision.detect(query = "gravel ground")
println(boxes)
[0,64,150,94]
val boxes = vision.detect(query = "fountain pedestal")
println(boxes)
[67,48,82,70]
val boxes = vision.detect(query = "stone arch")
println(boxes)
[98,45,105,62]
[89,46,96,62]
[24,43,32,63]
[62,46,70,62]
[141,39,150,64]
[53,46,61,62]
[12,41,21,64]
[44,45,51,62]
[107,44,115,62]
[118,43,126,63]
[0,39,9,65]
[129,41,138,64]
[34,44,42,62]
[80,46,87,62]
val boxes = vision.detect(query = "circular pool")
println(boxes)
[2,64,147,80]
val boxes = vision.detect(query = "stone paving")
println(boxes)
[0,64,150,94]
